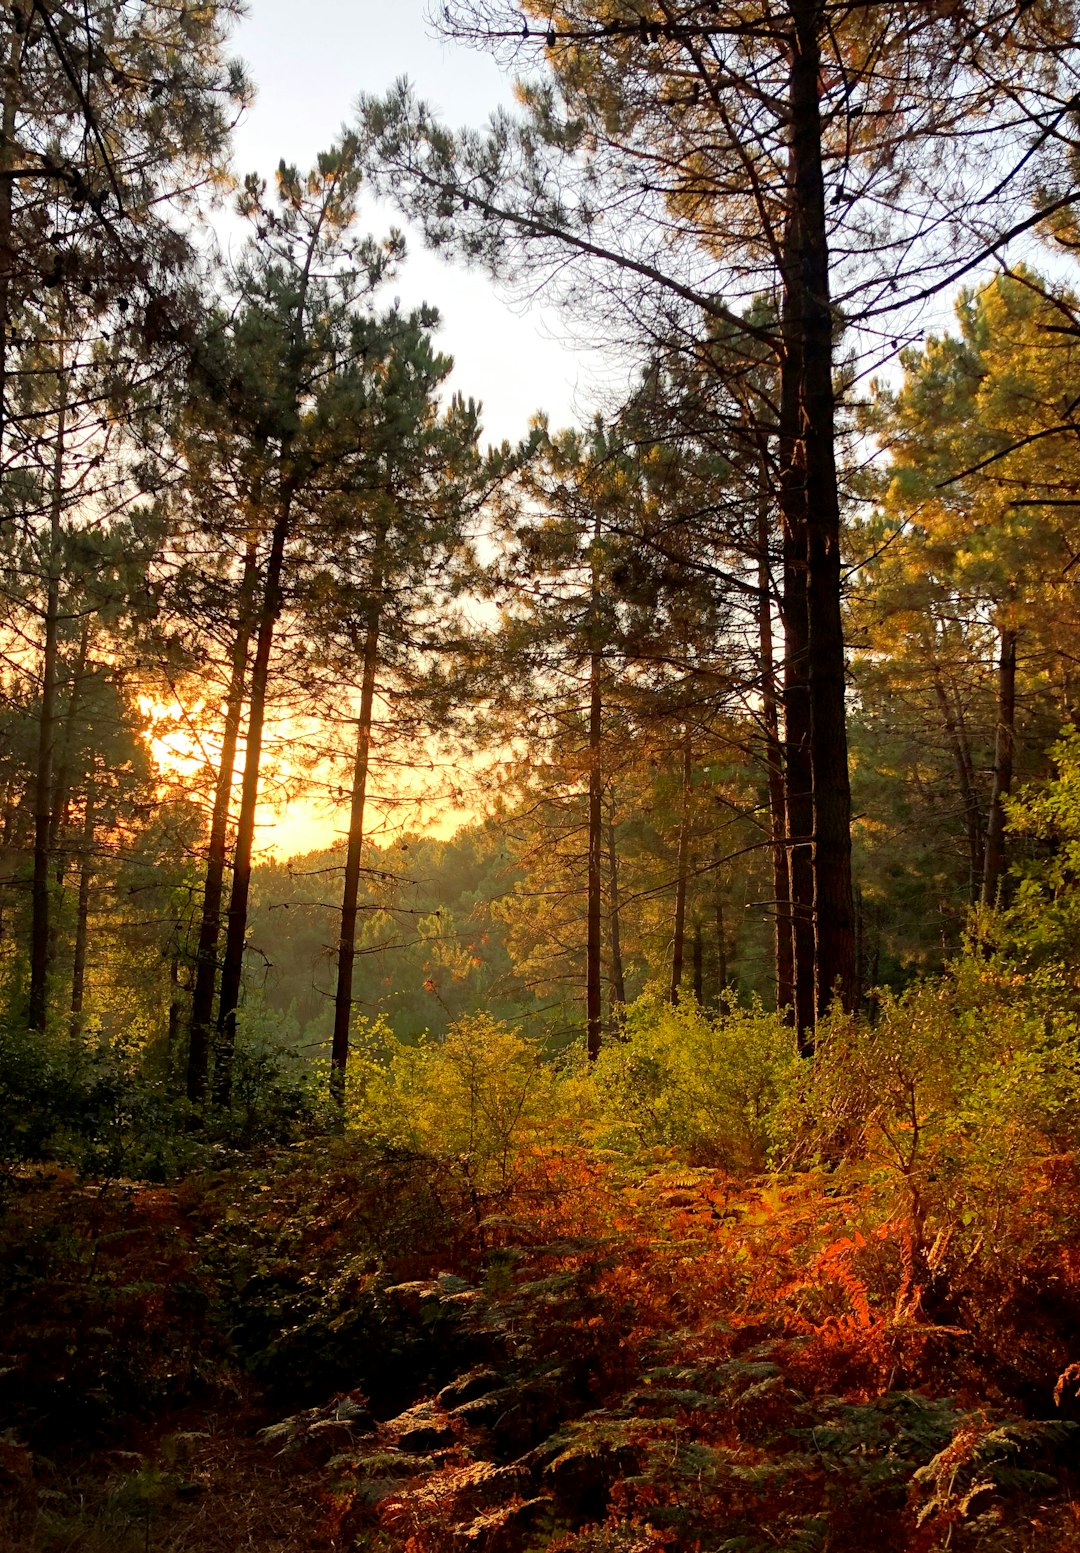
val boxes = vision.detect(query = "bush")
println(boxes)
[590,994,796,1170]
[345,1012,571,1193]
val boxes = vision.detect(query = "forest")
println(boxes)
[4,0,1080,1548]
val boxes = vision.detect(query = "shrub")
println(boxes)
[590,993,796,1170]
[345,1013,570,1193]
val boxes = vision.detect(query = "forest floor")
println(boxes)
[2,1145,1080,1553]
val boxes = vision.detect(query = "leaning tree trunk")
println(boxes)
[981,624,1018,908]
[778,0,856,1039]
[186,533,259,1103]
[29,343,68,1032]
[669,728,692,1006]
[330,602,381,1104]
[213,502,291,1104]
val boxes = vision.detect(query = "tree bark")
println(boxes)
[213,501,292,1103]
[68,790,93,1039]
[0,21,25,457]
[29,338,67,1032]
[981,624,1018,908]
[787,0,856,1024]
[669,727,692,1006]
[330,602,381,1104]
[777,0,856,1040]
[586,554,603,1061]
[186,533,259,1102]
[933,664,985,904]
[605,808,626,1021]
[758,493,794,1013]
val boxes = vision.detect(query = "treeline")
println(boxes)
[1,0,1080,1122]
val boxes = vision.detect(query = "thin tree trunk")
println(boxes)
[787,0,856,1024]
[186,533,259,1103]
[779,470,815,1046]
[669,728,692,1006]
[68,791,93,1039]
[605,809,626,1020]
[981,625,1018,908]
[933,665,985,904]
[586,561,603,1061]
[0,22,25,457]
[214,502,291,1103]
[758,494,794,1013]
[691,919,703,1004]
[330,604,381,1104]
[29,338,68,1032]
[715,878,730,1011]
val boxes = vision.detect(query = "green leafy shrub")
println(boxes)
[590,994,795,1169]
[345,1013,571,1192]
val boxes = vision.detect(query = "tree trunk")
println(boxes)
[0,22,25,456]
[669,728,692,1006]
[605,809,626,1021]
[68,791,93,1039]
[758,494,794,1013]
[715,878,730,1011]
[213,502,291,1103]
[186,533,259,1102]
[29,341,68,1032]
[787,0,856,1024]
[775,1,856,1042]
[692,919,703,1004]
[330,604,381,1104]
[778,442,816,1047]
[586,582,603,1061]
[981,625,1018,908]
[933,665,985,904]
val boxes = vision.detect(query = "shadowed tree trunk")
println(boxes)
[214,498,292,1104]
[29,340,68,1032]
[187,531,259,1103]
[68,790,94,1039]
[982,624,1018,908]
[331,598,382,1104]
[758,493,794,1014]
[669,727,692,1006]
[586,524,603,1061]
[605,808,626,1023]
[933,665,985,904]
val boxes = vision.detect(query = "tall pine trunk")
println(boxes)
[213,502,292,1103]
[330,603,381,1103]
[781,0,856,1034]
[933,665,985,904]
[0,23,25,456]
[981,625,1018,908]
[584,510,604,1060]
[29,342,67,1032]
[68,790,93,1039]
[605,810,626,1020]
[669,728,692,1006]
[758,496,794,1013]
[187,534,259,1102]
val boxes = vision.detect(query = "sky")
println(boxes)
[204,0,595,857]
[223,0,597,450]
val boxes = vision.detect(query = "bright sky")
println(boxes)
[226,0,595,449]
[206,1,600,857]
